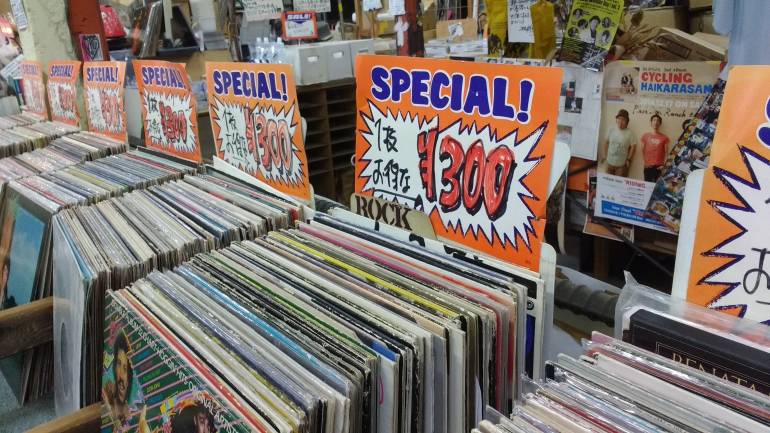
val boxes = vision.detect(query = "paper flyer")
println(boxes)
[354,55,562,272]
[558,0,622,71]
[83,61,127,142]
[688,66,770,323]
[593,61,720,234]
[293,0,332,13]
[133,60,201,163]
[47,61,81,126]
[21,60,47,119]
[242,0,282,21]
[205,62,311,202]
[508,0,535,43]
[646,79,726,232]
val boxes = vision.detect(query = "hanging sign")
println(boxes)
[354,55,562,271]
[242,0,282,21]
[83,61,127,142]
[688,66,770,323]
[205,62,311,201]
[293,0,331,13]
[21,60,47,119]
[133,60,201,163]
[47,60,81,126]
[282,11,318,41]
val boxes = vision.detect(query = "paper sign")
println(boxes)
[354,55,562,271]
[508,0,535,43]
[688,67,770,323]
[47,61,81,126]
[83,61,127,142]
[351,193,437,239]
[206,62,311,202]
[0,54,23,81]
[282,11,318,41]
[294,0,331,13]
[559,0,623,71]
[134,60,201,163]
[79,34,104,61]
[242,0,282,21]
[21,60,47,119]
[363,0,383,11]
[10,0,27,30]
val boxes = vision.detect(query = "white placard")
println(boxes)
[363,0,383,11]
[10,0,27,30]
[507,0,534,43]
[294,0,332,13]
[389,0,406,15]
[243,0,282,21]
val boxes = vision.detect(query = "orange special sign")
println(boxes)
[205,62,311,201]
[21,60,47,119]
[47,60,81,126]
[689,66,770,323]
[83,61,127,142]
[134,60,201,163]
[355,55,562,271]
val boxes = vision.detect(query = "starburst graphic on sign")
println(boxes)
[358,100,546,251]
[211,98,255,173]
[700,145,770,323]
[252,104,305,188]
[143,90,196,152]
[86,87,122,133]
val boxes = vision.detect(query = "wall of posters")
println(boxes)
[133,60,201,163]
[594,61,720,233]
[21,60,47,119]
[83,61,127,142]
[354,55,562,271]
[688,66,770,323]
[206,62,311,202]
[558,0,622,71]
[47,61,81,127]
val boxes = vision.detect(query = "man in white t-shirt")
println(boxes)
[601,109,637,177]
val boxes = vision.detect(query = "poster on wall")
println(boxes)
[593,61,720,234]
[688,66,770,323]
[507,0,535,43]
[83,61,127,142]
[242,0,282,21]
[21,60,47,119]
[558,0,623,71]
[133,60,201,163]
[646,79,726,232]
[354,54,562,271]
[205,62,311,202]
[47,61,81,126]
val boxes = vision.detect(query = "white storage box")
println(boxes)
[284,45,328,85]
[319,41,353,81]
[348,39,376,75]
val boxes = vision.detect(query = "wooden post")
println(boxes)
[26,403,101,433]
[0,297,53,359]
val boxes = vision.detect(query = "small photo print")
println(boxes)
[564,97,582,114]
[561,81,576,97]
[557,124,573,143]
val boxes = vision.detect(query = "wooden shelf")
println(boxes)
[0,297,53,359]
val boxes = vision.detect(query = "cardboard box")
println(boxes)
[689,0,712,10]
[690,11,715,34]
[693,32,727,50]
[285,45,328,85]
[644,27,724,61]
[320,41,353,81]
[436,18,477,42]
[623,6,688,32]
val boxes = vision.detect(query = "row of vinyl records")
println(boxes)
[97,207,540,433]
[97,208,770,433]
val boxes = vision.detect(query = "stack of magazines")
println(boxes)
[0,120,79,158]
[0,113,43,129]
[0,132,127,188]
[94,207,544,433]
[54,169,301,414]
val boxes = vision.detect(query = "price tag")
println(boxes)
[282,11,318,41]
[206,62,311,202]
[47,60,81,126]
[134,60,201,163]
[21,60,46,119]
[83,61,127,142]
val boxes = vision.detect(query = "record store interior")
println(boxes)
[0,0,769,432]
